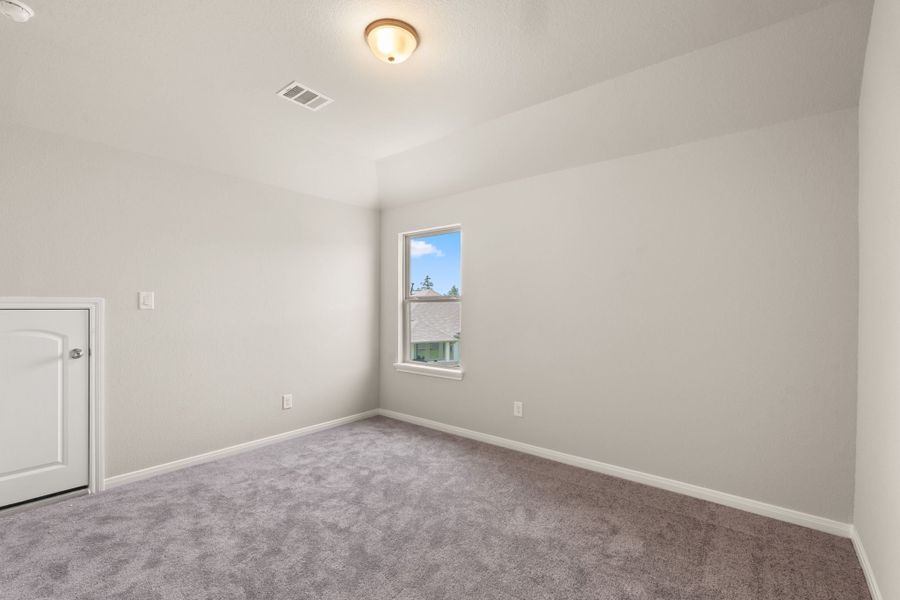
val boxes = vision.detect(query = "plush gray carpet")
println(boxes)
[0,416,870,600]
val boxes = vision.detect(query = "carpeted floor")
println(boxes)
[0,416,870,600]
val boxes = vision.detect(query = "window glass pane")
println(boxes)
[408,231,460,297]
[409,302,461,365]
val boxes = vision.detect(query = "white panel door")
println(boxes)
[0,309,89,507]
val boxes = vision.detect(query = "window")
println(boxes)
[396,226,462,379]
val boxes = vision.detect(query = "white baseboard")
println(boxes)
[377,409,852,538]
[103,406,855,541]
[105,409,379,489]
[850,526,884,600]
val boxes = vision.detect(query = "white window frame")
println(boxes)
[394,224,464,381]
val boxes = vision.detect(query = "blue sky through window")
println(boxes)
[409,231,460,296]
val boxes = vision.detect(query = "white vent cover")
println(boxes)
[277,81,333,112]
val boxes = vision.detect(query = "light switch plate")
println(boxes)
[138,291,155,310]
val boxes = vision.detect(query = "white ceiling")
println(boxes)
[0,0,872,207]
[379,0,873,205]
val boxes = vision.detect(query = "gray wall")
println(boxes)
[0,123,380,477]
[0,107,864,526]
[855,0,900,596]
[380,109,859,522]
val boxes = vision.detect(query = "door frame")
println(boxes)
[0,297,106,494]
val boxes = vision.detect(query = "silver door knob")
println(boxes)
[70,348,84,359]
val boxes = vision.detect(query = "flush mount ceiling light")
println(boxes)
[0,0,34,22]
[365,18,418,64]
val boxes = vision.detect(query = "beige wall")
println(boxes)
[855,0,900,596]
[380,109,859,522]
[0,123,380,477]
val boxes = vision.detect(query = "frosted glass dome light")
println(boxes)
[365,19,419,64]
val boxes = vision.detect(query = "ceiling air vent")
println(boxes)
[277,81,333,112]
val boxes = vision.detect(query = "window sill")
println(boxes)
[393,362,464,381]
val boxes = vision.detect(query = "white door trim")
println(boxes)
[0,297,106,495]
